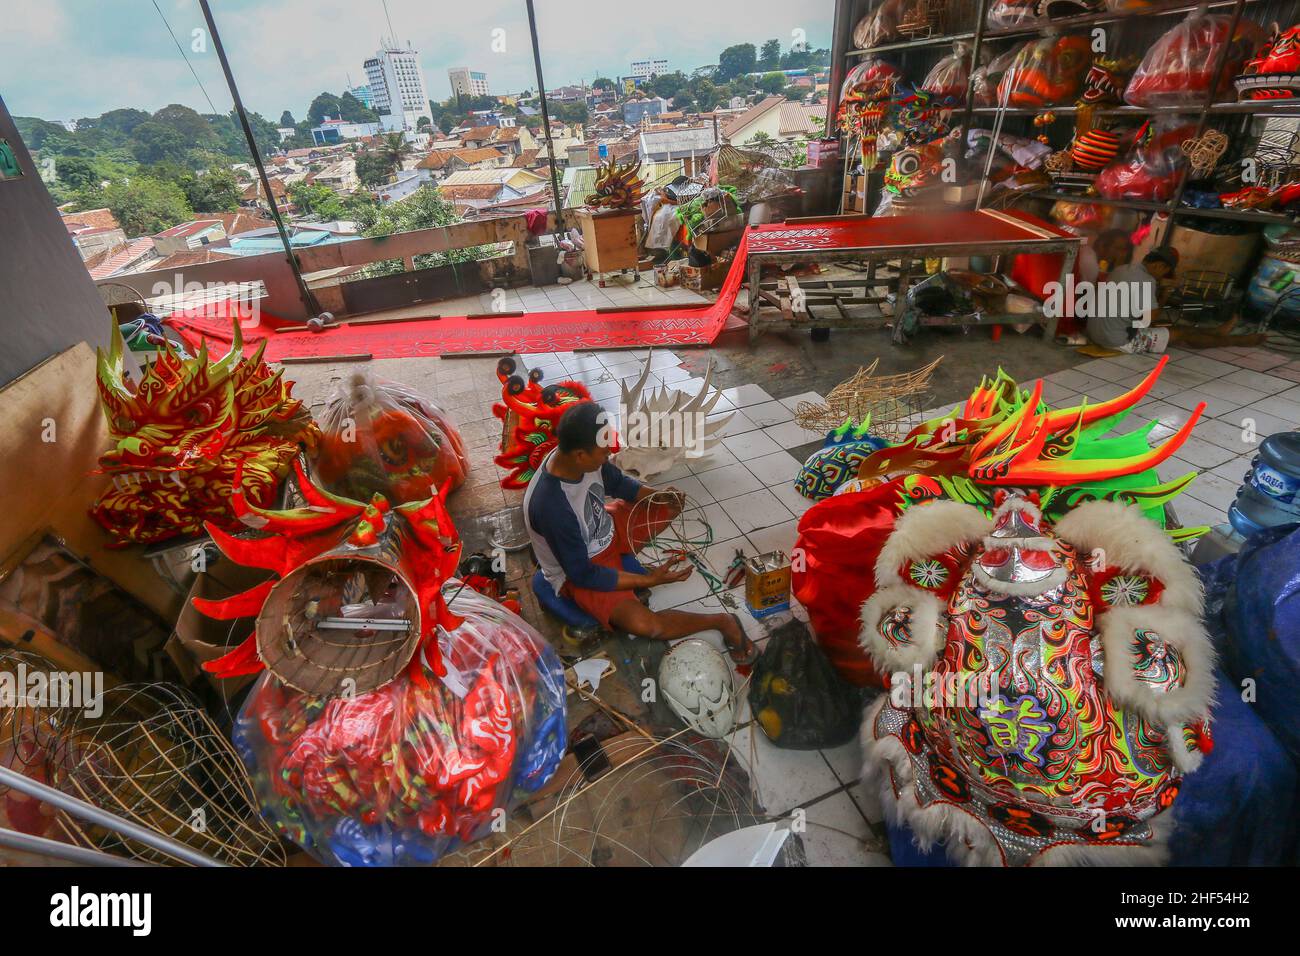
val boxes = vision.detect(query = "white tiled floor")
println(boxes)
[521,341,1299,866]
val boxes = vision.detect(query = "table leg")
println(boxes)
[747,257,761,345]
[891,258,912,346]
[1045,244,1079,341]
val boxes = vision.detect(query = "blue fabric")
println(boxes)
[531,554,648,630]
[1213,524,1300,763]
[1169,671,1299,866]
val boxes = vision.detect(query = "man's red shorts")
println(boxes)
[560,498,676,628]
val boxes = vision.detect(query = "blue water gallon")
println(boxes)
[1229,432,1300,533]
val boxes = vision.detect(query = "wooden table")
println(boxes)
[745,209,1080,345]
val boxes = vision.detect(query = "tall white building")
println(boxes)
[364,40,433,132]
[448,67,490,98]
[631,58,668,81]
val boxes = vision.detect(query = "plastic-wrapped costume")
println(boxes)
[795,361,1221,863]
[996,35,1093,108]
[91,321,319,547]
[853,0,904,51]
[921,43,981,102]
[233,589,565,867]
[194,463,566,866]
[1096,118,1197,202]
[312,372,468,505]
[1125,15,1266,108]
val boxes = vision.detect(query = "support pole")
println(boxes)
[526,0,567,235]
[199,0,320,319]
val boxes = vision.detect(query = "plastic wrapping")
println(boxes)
[996,34,1093,108]
[312,371,469,504]
[1124,15,1267,108]
[839,56,900,103]
[973,41,1030,106]
[920,42,979,101]
[985,0,1048,30]
[233,587,566,866]
[1096,117,1197,202]
[852,0,904,51]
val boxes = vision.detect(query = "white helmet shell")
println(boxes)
[658,639,736,738]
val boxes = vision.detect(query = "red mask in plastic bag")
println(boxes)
[1125,14,1266,107]
[997,35,1093,108]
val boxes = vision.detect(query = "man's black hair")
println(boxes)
[1143,248,1177,270]
[557,401,609,454]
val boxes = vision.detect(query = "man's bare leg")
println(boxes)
[608,601,754,661]
[1167,313,1267,349]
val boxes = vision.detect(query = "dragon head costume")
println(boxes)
[91,320,318,548]
[586,157,644,210]
[793,359,1216,864]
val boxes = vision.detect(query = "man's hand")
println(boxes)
[647,555,693,586]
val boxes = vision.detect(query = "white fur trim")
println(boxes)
[1167,732,1205,774]
[858,585,946,673]
[1099,605,1216,726]
[860,698,1171,866]
[1054,500,1204,617]
[874,501,992,587]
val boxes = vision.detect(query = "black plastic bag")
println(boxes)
[748,620,863,749]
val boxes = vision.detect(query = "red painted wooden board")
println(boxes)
[165,211,1068,361]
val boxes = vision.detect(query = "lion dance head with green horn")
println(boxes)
[793,357,1217,865]
[91,320,320,548]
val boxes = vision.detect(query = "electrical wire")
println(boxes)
[150,0,222,116]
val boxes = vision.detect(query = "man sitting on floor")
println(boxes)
[1086,248,1266,353]
[523,401,757,663]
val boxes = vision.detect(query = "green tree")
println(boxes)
[182,167,240,213]
[359,186,485,275]
[56,156,98,191]
[783,85,808,101]
[378,132,411,171]
[307,92,343,125]
[130,121,188,164]
[288,182,346,220]
[717,43,757,82]
[78,177,193,237]
[438,116,454,134]
[280,110,296,127]
[687,77,720,111]
[337,92,379,123]
[758,39,781,70]
[591,77,615,91]
[649,71,687,100]
[152,104,217,146]
[758,71,786,95]
[355,151,394,188]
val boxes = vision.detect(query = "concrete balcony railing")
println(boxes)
[95,208,579,322]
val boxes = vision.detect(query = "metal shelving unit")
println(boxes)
[831,0,1299,233]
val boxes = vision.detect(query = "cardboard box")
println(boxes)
[693,227,744,256]
[1135,215,1262,283]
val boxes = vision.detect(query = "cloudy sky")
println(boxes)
[2,0,832,121]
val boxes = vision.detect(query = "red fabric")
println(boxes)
[164,211,1071,362]
[792,481,904,688]
[524,209,548,236]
